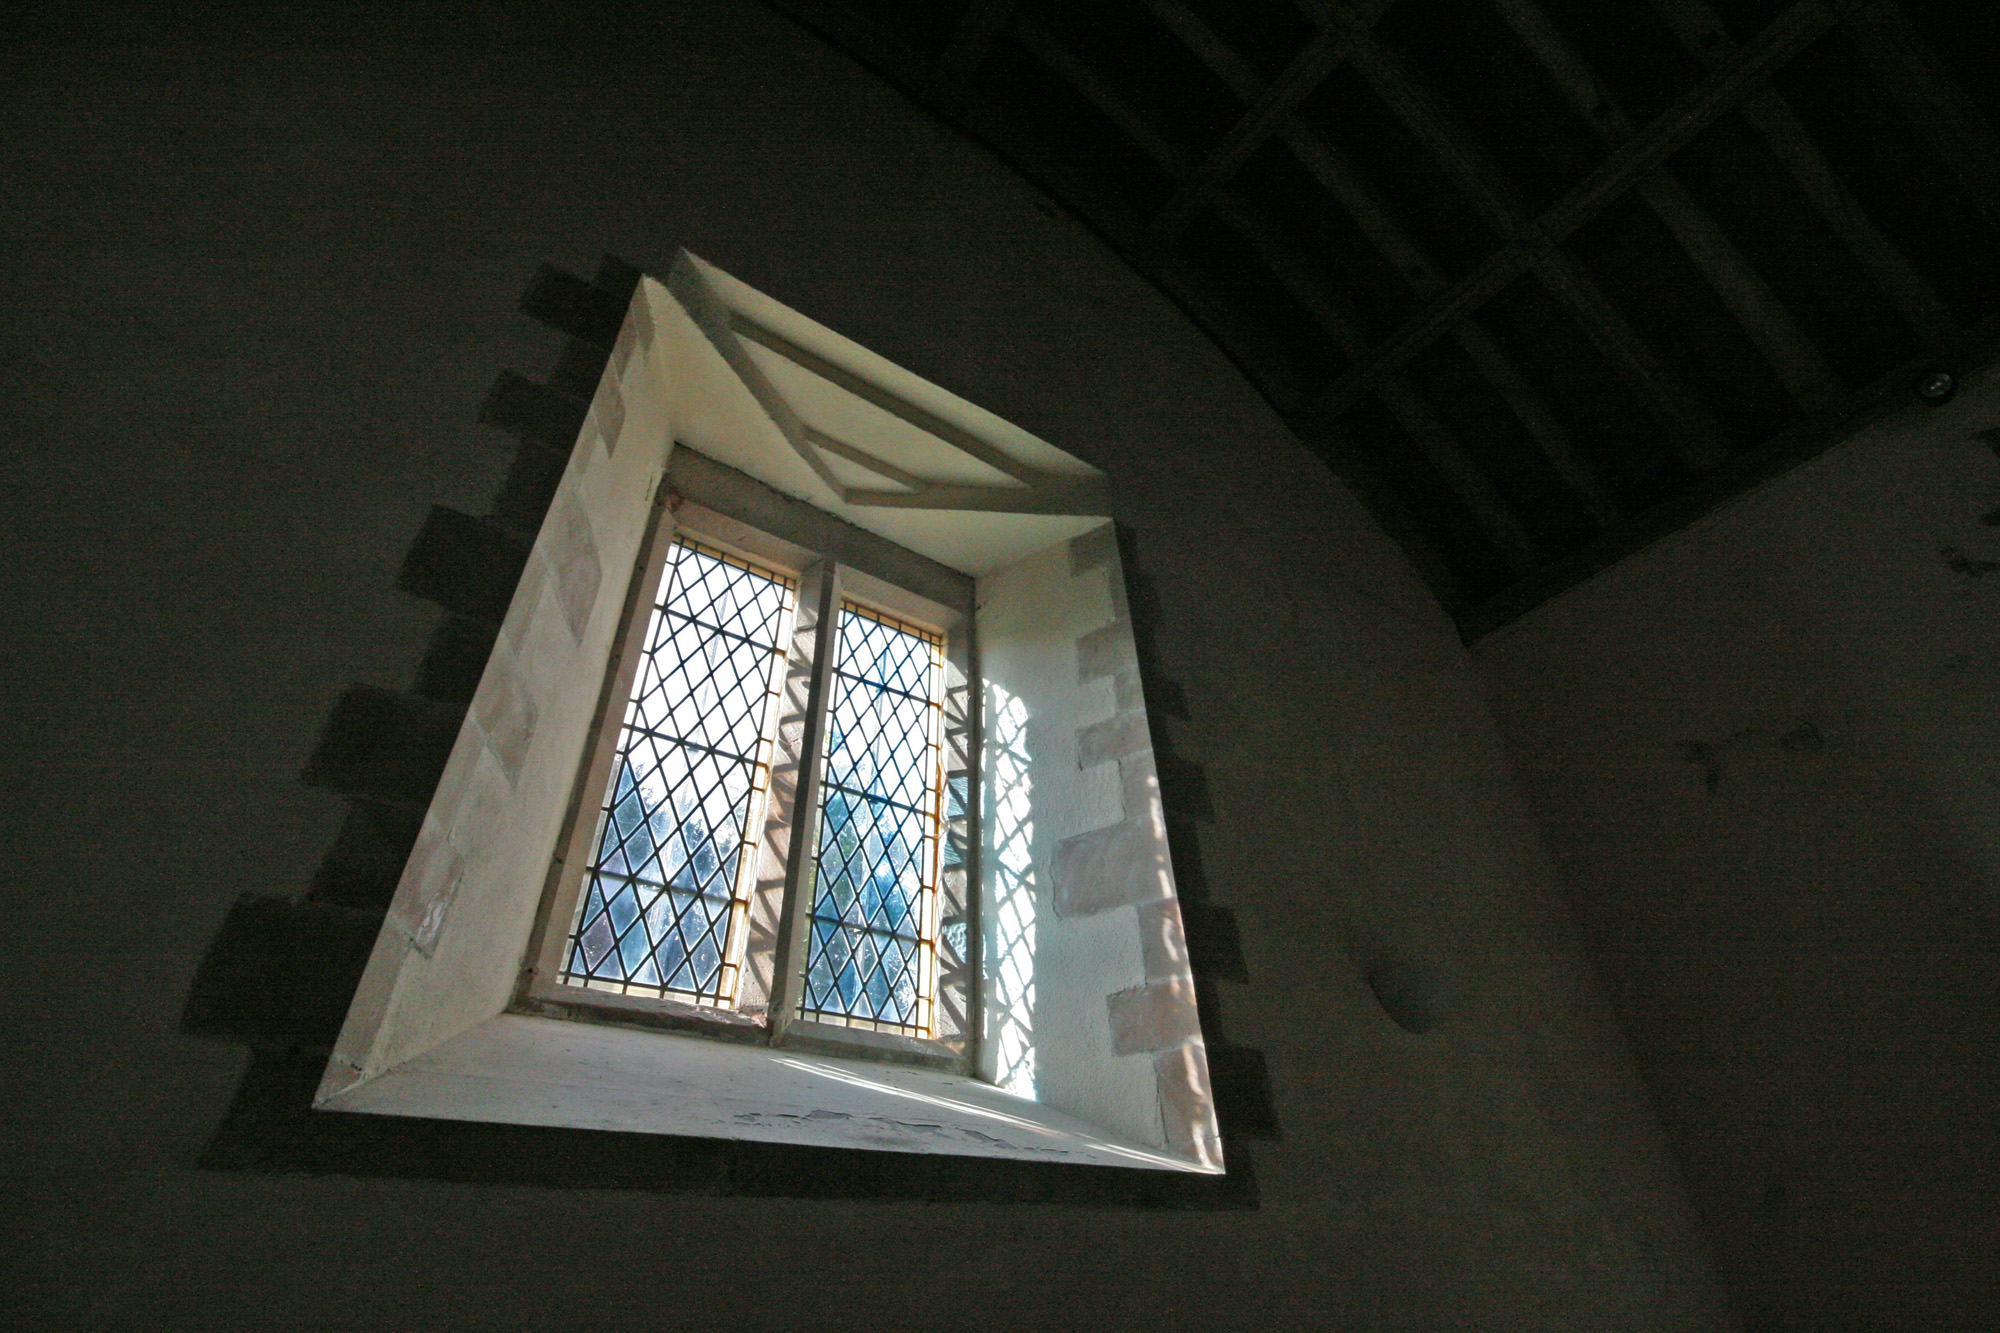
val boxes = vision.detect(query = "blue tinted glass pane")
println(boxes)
[802,605,940,1034]
[561,541,793,1002]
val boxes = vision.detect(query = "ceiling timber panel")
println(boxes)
[758,0,2000,635]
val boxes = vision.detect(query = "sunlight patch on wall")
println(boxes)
[985,683,1037,1099]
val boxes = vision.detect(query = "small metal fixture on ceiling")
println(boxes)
[759,0,2000,636]
[1914,367,1958,404]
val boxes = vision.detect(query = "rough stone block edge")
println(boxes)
[1058,525,1272,1163]
[1115,523,1272,1143]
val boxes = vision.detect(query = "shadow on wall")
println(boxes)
[178,258,1272,1205]
[1110,524,1280,1144]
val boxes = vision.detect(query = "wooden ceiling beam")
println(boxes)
[1842,0,2000,235]
[934,36,1322,416]
[1014,15,1541,575]
[750,0,1467,603]
[1150,1,1397,237]
[1492,0,1843,417]
[956,58,1468,603]
[933,0,1017,98]
[1145,0,1622,528]
[1228,203,1543,573]
[1319,0,1730,470]
[1312,0,1839,449]
[1461,317,2000,639]
[1649,0,1958,351]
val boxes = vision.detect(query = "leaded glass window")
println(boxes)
[560,538,795,1004]
[534,502,968,1064]
[800,604,945,1036]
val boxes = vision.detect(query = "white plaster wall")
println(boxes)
[1473,369,2000,1327]
[1477,368,2000,917]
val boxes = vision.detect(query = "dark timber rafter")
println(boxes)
[1312,0,1841,428]
[1150,0,1397,238]
[1143,0,1622,528]
[1016,17,1539,569]
[931,73,1469,600]
[1842,0,2000,235]
[1298,0,1732,471]
[1650,0,1960,351]
[1491,0,1844,418]
[1010,16,1542,573]
[932,0,1018,99]
[750,0,2000,630]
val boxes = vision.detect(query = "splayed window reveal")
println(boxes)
[984,683,1037,1099]
[561,539,795,1004]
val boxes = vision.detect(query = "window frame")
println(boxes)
[513,451,980,1074]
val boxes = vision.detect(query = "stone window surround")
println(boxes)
[314,254,1223,1173]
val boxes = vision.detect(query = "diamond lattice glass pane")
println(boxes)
[562,540,793,1003]
[802,604,941,1034]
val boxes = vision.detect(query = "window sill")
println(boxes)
[513,985,965,1072]
[778,1018,964,1072]
[513,983,769,1046]
[319,1011,1209,1172]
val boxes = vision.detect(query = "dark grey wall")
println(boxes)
[1476,378,2000,1332]
[5,3,1730,1327]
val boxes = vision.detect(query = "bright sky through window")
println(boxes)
[562,540,795,1003]
[802,604,945,1036]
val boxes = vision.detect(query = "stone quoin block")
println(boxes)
[1115,748,1164,821]
[1076,710,1152,769]
[1106,977,1202,1054]
[1155,1043,1222,1168]
[498,554,549,660]
[590,374,626,456]
[1075,622,1140,683]
[474,662,539,788]
[1051,816,1171,916]
[543,486,603,642]
[1112,670,1146,713]
[1136,897,1193,981]
[386,815,464,957]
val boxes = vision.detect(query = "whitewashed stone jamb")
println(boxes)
[320,294,669,1096]
[1062,525,1222,1171]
